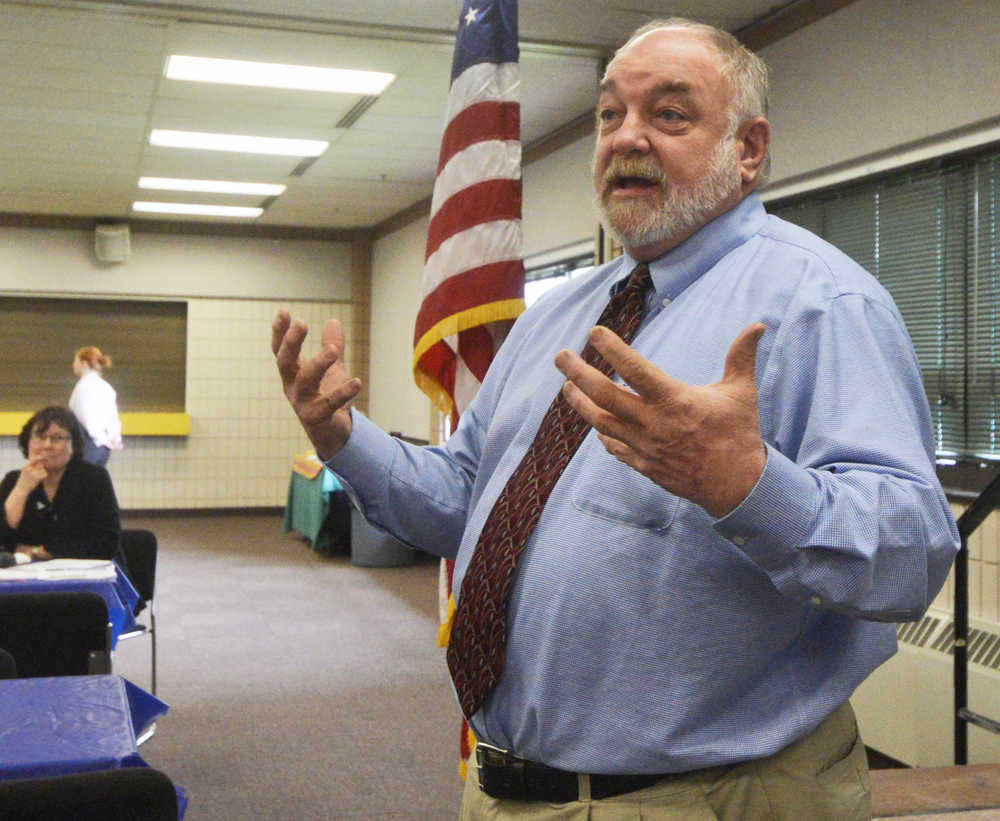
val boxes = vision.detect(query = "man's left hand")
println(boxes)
[554,322,767,518]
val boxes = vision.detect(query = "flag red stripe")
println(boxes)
[426,178,521,261]
[414,259,524,344]
[416,340,456,398]
[437,101,520,173]
[458,325,495,383]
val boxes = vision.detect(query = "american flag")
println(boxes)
[412,0,525,430]
[414,0,524,780]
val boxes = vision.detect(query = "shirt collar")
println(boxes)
[614,193,767,300]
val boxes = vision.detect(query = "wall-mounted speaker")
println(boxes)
[94,223,130,263]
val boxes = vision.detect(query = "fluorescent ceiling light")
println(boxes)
[149,129,327,157]
[139,177,286,196]
[166,55,394,95]
[133,201,263,218]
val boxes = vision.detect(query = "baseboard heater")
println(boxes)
[852,607,1000,766]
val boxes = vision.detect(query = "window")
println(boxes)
[524,251,595,307]
[768,148,1000,464]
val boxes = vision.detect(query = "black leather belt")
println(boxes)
[475,743,662,802]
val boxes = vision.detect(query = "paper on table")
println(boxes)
[0,558,117,581]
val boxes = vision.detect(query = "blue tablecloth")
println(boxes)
[0,674,186,817]
[0,562,139,644]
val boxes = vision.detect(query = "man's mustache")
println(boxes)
[601,158,667,188]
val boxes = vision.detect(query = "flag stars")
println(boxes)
[464,7,480,25]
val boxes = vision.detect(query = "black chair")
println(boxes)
[0,767,178,820]
[118,529,158,694]
[0,647,17,679]
[0,591,110,677]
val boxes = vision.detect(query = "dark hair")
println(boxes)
[18,406,85,458]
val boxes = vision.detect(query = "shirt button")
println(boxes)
[732,535,746,546]
[661,297,672,308]
[809,596,822,606]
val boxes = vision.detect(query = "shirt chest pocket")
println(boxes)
[568,435,681,531]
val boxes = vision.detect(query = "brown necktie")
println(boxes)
[447,263,653,718]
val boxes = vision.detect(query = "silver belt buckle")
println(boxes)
[475,742,510,790]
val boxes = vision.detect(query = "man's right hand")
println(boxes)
[271,311,361,461]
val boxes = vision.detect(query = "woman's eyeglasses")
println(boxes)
[31,432,72,444]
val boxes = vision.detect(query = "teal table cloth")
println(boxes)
[283,468,342,552]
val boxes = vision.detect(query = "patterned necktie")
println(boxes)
[447,263,653,718]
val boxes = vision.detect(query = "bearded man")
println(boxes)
[273,18,958,821]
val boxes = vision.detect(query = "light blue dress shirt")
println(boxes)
[328,193,959,775]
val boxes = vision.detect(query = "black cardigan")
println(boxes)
[0,458,125,568]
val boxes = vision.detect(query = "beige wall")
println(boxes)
[942,503,1000,625]
[761,0,1000,196]
[0,226,352,301]
[368,215,435,439]
[521,133,595,260]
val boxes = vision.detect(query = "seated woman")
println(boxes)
[0,407,125,568]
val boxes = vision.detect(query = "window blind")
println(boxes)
[769,149,1000,461]
[967,155,1000,458]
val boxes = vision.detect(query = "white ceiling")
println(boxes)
[0,0,789,230]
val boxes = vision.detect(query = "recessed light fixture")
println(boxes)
[149,129,328,157]
[166,55,394,95]
[132,201,264,218]
[138,177,287,196]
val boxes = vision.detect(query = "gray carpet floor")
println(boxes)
[113,513,465,820]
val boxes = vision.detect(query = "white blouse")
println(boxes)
[69,370,122,449]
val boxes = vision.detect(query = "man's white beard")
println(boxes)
[594,135,742,252]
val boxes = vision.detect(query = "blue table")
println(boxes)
[0,562,139,644]
[0,674,186,817]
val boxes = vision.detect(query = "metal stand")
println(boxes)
[955,471,1000,764]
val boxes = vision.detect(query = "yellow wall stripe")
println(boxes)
[0,412,190,437]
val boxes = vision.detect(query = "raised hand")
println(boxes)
[4,457,48,530]
[15,457,47,493]
[554,322,768,518]
[272,310,361,460]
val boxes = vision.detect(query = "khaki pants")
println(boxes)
[459,702,871,821]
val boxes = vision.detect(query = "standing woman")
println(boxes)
[0,407,125,567]
[69,346,123,467]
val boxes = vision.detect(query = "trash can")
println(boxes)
[350,508,414,567]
